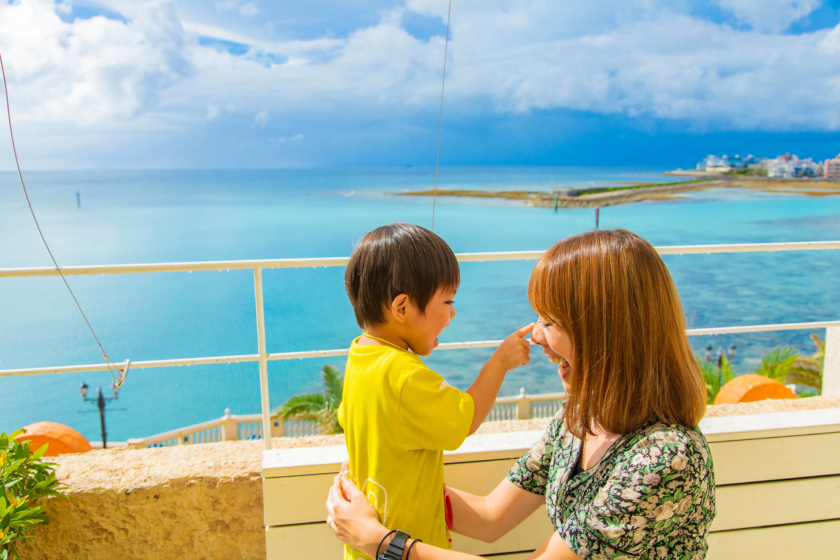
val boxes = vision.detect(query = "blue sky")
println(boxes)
[1,0,840,169]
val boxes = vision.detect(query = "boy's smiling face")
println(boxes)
[405,287,457,356]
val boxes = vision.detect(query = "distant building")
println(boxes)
[697,154,760,172]
[764,158,793,178]
[825,155,840,179]
[763,154,822,178]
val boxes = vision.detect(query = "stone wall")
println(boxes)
[24,441,266,560]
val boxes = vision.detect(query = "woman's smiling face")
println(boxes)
[532,318,574,392]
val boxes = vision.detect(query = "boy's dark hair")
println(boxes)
[345,223,460,328]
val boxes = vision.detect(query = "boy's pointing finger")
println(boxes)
[516,323,535,337]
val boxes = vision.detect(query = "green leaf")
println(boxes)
[0,429,63,551]
[3,460,25,475]
[7,431,24,442]
[29,446,47,462]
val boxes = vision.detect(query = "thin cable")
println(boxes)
[431,0,452,232]
[0,52,118,380]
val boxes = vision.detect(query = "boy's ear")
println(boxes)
[390,293,410,323]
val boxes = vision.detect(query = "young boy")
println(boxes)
[338,222,533,560]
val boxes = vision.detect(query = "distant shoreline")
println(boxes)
[393,175,840,208]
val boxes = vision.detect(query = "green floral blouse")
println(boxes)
[507,406,716,559]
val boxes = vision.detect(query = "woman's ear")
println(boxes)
[390,293,410,323]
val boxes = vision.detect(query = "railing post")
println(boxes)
[823,327,840,396]
[516,387,531,420]
[271,416,284,438]
[221,408,237,441]
[254,268,272,451]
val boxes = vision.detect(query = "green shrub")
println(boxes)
[1,430,66,560]
[697,334,826,404]
[697,354,735,405]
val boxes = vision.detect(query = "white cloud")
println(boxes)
[0,0,192,125]
[4,0,840,138]
[239,3,259,17]
[215,0,260,18]
[174,1,840,131]
[436,8,840,129]
[715,0,821,33]
[253,110,270,128]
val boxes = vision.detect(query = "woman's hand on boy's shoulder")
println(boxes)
[492,324,535,372]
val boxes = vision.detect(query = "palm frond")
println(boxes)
[272,364,345,434]
[317,409,344,435]
[785,370,822,391]
[290,411,329,424]
[322,365,344,411]
[810,333,825,362]
[754,346,799,382]
[273,393,327,418]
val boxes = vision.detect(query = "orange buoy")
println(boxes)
[713,374,797,405]
[15,421,92,456]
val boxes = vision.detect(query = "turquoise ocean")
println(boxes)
[1,167,839,442]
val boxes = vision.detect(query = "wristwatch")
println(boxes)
[379,529,410,560]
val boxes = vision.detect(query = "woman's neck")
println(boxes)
[581,429,622,470]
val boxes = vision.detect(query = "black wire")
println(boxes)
[0,52,117,379]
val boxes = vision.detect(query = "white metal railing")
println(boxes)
[2,241,839,450]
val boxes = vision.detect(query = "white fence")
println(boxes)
[2,241,839,451]
[127,390,568,448]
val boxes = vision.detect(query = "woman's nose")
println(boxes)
[531,322,547,346]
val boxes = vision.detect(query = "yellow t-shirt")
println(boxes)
[337,337,475,560]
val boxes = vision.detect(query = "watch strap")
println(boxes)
[380,529,410,560]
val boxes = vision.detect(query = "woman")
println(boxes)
[326,229,716,560]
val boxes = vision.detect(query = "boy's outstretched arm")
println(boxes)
[465,323,534,435]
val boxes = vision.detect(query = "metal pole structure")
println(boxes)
[254,268,272,451]
[1,241,839,279]
[97,388,108,449]
[5,319,840,378]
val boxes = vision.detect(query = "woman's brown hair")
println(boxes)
[529,229,706,438]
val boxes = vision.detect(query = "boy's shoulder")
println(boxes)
[348,339,429,373]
